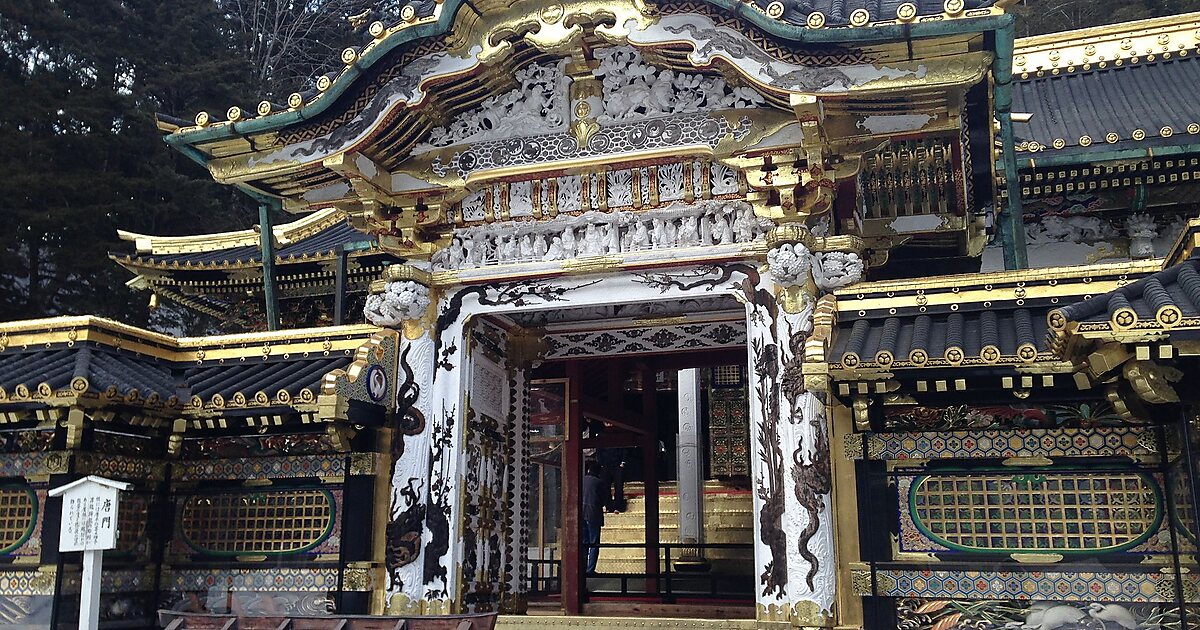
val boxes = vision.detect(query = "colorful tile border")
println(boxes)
[871,568,1190,603]
[58,568,154,595]
[856,426,1153,461]
[0,452,69,477]
[166,567,341,592]
[172,453,378,481]
[76,453,166,481]
[0,569,56,596]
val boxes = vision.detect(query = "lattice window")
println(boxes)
[115,495,147,553]
[910,472,1161,553]
[0,486,35,554]
[180,489,334,555]
[711,365,743,387]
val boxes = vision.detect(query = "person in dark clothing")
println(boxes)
[598,446,630,513]
[582,460,605,575]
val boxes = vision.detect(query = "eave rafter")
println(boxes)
[167,0,1005,204]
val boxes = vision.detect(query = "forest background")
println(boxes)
[1,0,1196,332]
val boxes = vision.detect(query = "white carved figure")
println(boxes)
[363,281,431,327]
[677,215,700,247]
[652,218,669,248]
[1125,214,1158,259]
[561,226,578,257]
[733,205,757,242]
[418,62,566,149]
[581,223,606,256]
[767,243,812,287]
[604,222,621,254]
[447,238,465,268]
[544,236,564,261]
[711,209,733,245]
[594,47,765,122]
[1086,604,1138,629]
[630,220,650,249]
[533,233,548,259]
[812,251,865,291]
[519,234,536,260]
[498,234,518,262]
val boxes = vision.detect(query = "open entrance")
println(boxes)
[503,300,757,618]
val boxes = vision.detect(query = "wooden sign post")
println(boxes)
[49,476,132,630]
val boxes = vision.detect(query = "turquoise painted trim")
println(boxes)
[180,488,338,557]
[993,19,1027,270]
[907,470,1166,555]
[163,2,1012,153]
[0,485,37,556]
[259,201,281,331]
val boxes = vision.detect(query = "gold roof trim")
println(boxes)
[117,207,347,256]
[1013,11,1200,78]
[0,316,379,362]
[834,260,1163,316]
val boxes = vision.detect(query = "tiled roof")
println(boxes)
[1050,254,1200,333]
[116,221,377,268]
[0,319,387,416]
[831,305,1051,370]
[0,343,176,402]
[1012,54,1200,159]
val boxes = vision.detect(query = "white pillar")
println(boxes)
[80,549,102,630]
[676,368,705,559]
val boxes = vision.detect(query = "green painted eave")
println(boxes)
[1018,143,1200,170]
[163,1,1013,157]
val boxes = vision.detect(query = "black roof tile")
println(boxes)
[831,305,1049,369]
[1053,255,1200,328]
[1012,55,1200,160]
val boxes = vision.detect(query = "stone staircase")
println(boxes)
[595,481,754,577]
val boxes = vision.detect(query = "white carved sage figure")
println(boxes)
[364,281,431,327]
[544,236,565,261]
[630,221,650,250]
[767,243,812,287]
[561,226,578,257]
[677,215,700,247]
[580,223,605,256]
[711,209,733,245]
[733,206,757,242]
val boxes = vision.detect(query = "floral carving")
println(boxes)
[364,281,431,326]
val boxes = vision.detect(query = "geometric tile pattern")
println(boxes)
[58,569,154,595]
[0,452,68,478]
[859,426,1153,461]
[0,570,55,596]
[76,453,166,482]
[167,567,341,592]
[874,567,1182,603]
[172,454,376,481]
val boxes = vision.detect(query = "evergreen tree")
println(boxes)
[0,0,257,327]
